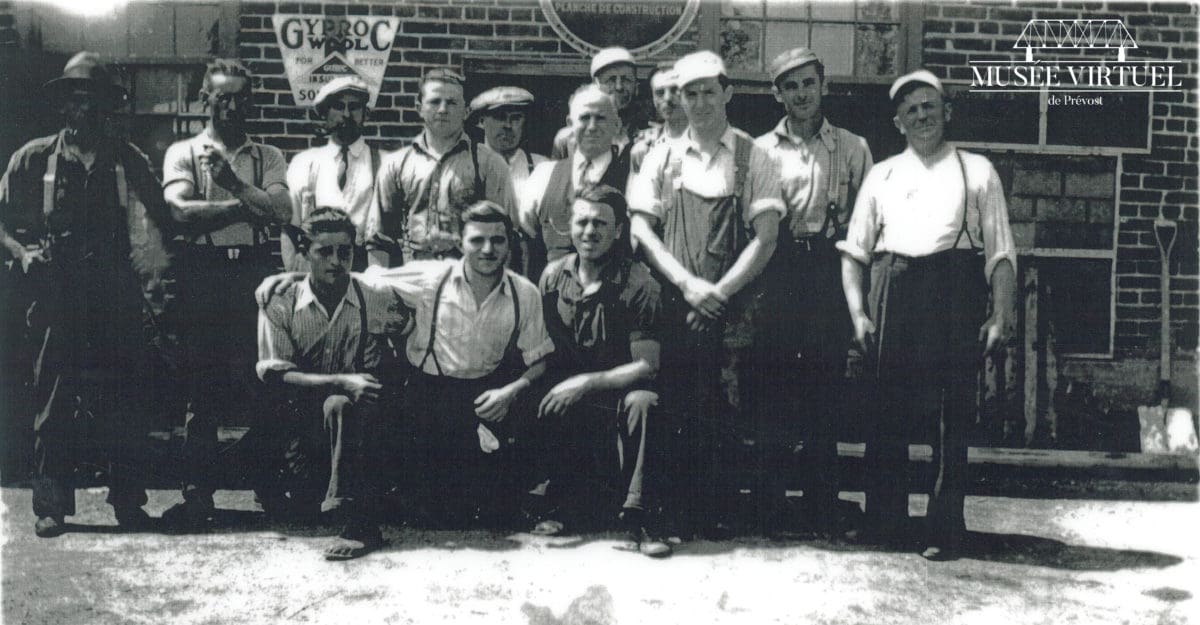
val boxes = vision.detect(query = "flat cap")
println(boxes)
[470,86,535,114]
[768,47,820,83]
[888,69,944,101]
[590,47,635,77]
[313,75,370,110]
[673,51,726,87]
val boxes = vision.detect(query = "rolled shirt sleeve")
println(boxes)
[978,160,1017,282]
[514,278,555,366]
[258,144,289,193]
[836,166,882,265]
[626,142,670,223]
[285,152,312,226]
[161,140,197,190]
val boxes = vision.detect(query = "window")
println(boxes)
[715,0,905,79]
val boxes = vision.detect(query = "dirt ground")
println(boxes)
[1,485,1197,625]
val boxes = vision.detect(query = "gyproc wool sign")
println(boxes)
[272,15,400,108]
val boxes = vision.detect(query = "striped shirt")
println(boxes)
[256,276,412,380]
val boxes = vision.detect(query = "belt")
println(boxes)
[790,235,834,253]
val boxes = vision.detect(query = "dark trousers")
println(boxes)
[756,240,851,526]
[244,389,397,521]
[658,290,758,532]
[175,245,278,503]
[534,385,656,521]
[864,250,987,540]
[401,370,535,522]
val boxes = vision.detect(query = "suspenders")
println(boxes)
[416,267,521,377]
[351,278,369,372]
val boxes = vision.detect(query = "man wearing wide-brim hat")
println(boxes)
[470,86,547,202]
[838,69,1016,560]
[0,51,174,537]
[283,75,384,271]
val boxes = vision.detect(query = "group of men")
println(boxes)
[1,42,1014,563]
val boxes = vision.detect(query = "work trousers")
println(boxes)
[864,249,988,540]
[756,238,853,527]
[175,244,278,503]
[533,385,657,523]
[401,369,535,524]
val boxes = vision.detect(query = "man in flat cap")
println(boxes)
[551,47,645,165]
[471,86,547,202]
[628,51,784,539]
[161,58,291,526]
[283,75,383,272]
[518,84,629,280]
[629,63,688,174]
[0,52,173,536]
[753,47,873,537]
[838,69,1015,560]
[374,68,515,265]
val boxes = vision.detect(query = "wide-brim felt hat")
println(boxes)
[42,51,128,104]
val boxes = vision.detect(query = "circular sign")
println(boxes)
[540,0,700,58]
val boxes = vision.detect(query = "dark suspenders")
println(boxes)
[417,267,521,377]
[351,278,369,371]
[950,149,980,251]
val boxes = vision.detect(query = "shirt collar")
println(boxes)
[294,276,359,314]
[452,257,510,295]
[772,117,836,152]
[326,137,368,157]
[562,252,627,292]
[683,125,737,157]
[572,144,613,172]
[415,131,469,158]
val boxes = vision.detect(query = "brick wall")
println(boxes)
[235,0,699,155]
[923,1,1200,358]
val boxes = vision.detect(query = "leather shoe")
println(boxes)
[34,516,65,538]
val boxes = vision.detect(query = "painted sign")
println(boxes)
[540,0,700,57]
[272,15,399,108]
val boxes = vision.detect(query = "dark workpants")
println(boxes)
[28,260,156,519]
[175,243,278,504]
[756,236,851,530]
[401,369,535,525]
[242,388,397,520]
[863,248,988,542]
[534,385,657,525]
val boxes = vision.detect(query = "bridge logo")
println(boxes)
[1014,19,1137,62]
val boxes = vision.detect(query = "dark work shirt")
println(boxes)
[539,252,663,379]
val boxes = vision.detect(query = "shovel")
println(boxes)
[1138,218,1179,453]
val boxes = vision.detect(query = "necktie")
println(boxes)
[337,145,349,190]
[578,158,592,189]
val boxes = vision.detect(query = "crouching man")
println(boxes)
[535,185,672,557]
[256,208,412,560]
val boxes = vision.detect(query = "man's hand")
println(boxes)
[256,272,306,307]
[621,389,658,435]
[338,373,382,403]
[537,374,592,418]
[978,312,1012,357]
[850,311,876,353]
[20,246,48,274]
[681,276,727,320]
[686,310,714,333]
[475,386,517,422]
[200,145,245,194]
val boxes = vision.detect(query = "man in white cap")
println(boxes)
[628,50,784,539]
[838,69,1016,560]
[752,47,873,537]
[283,75,382,271]
[629,62,688,174]
[161,58,291,527]
[518,84,629,280]
[470,86,547,201]
[551,47,644,162]
[374,68,515,265]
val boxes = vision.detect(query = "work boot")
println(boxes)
[34,516,65,538]
[161,497,216,529]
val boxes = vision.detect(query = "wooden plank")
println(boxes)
[835,442,1198,472]
[1024,266,1039,445]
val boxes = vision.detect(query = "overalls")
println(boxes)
[654,136,758,532]
[863,150,989,542]
[401,268,530,523]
